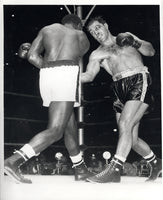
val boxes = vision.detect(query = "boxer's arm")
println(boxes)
[27,30,44,69]
[126,32,155,57]
[81,53,101,83]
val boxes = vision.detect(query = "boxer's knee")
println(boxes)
[118,118,132,135]
[47,123,65,141]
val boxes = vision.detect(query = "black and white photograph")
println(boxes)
[0,0,162,200]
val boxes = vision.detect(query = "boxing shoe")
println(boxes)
[86,158,122,183]
[4,153,32,184]
[73,161,94,181]
[146,158,162,181]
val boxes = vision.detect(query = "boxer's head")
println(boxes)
[61,14,83,30]
[87,16,106,29]
[86,16,109,44]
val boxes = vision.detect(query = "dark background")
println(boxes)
[4,5,161,164]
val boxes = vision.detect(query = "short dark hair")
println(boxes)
[61,14,82,29]
[87,16,106,30]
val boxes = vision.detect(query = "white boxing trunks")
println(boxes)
[39,60,80,107]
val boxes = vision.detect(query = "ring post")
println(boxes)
[77,6,84,153]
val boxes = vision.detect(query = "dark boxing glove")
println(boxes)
[116,33,141,49]
[18,43,31,59]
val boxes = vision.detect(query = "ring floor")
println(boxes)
[2,175,163,200]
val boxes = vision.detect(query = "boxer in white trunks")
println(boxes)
[4,14,92,183]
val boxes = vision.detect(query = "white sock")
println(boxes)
[70,152,83,164]
[114,154,126,163]
[143,151,154,159]
[143,151,156,162]
[20,144,36,159]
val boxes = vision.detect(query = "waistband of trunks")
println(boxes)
[42,60,79,68]
[112,66,149,81]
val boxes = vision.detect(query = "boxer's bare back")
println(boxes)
[28,23,89,68]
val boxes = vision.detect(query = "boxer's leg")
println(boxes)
[4,101,74,183]
[131,105,162,181]
[87,100,148,183]
[64,112,94,180]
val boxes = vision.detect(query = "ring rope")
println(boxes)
[4,117,47,124]
[5,91,111,104]
[4,116,160,124]
[4,142,161,148]
[4,142,66,148]
[5,91,40,99]
[4,116,113,126]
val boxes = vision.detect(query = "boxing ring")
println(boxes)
[3,5,162,200]
[2,175,162,200]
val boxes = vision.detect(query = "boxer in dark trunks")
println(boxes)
[81,16,162,183]
[4,14,92,183]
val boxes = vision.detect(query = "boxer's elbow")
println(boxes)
[27,53,34,61]
[150,47,155,56]
[146,48,155,57]
[81,73,94,83]
[27,53,37,64]
[146,43,155,56]
[89,74,95,82]
[141,43,155,57]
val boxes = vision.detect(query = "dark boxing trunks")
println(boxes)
[112,67,153,113]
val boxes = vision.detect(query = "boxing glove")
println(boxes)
[18,43,31,59]
[116,33,141,49]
